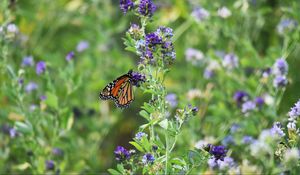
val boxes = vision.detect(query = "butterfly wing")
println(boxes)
[115,81,134,108]
[99,74,131,101]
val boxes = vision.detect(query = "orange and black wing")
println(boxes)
[114,81,134,108]
[99,74,131,101]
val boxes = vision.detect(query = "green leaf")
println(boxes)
[159,119,168,130]
[66,115,74,130]
[15,121,33,134]
[139,110,150,120]
[107,169,121,175]
[117,164,124,173]
[129,141,144,152]
[45,92,58,109]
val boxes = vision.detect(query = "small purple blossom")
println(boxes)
[185,48,204,65]
[9,128,17,138]
[191,7,210,22]
[120,0,134,14]
[261,67,272,78]
[273,58,288,76]
[288,99,300,119]
[270,122,285,137]
[222,53,239,70]
[277,19,298,35]
[76,41,89,52]
[217,157,235,170]
[242,136,254,144]
[52,148,64,156]
[273,75,288,88]
[25,82,38,93]
[207,144,227,160]
[138,0,156,17]
[233,91,249,106]
[255,97,264,108]
[204,68,215,79]
[130,71,146,87]
[142,153,155,164]
[242,101,256,114]
[208,158,217,168]
[165,93,178,108]
[22,56,34,67]
[66,51,75,61]
[40,95,47,101]
[230,124,240,133]
[45,160,55,170]
[135,39,146,55]
[155,26,173,38]
[145,32,162,46]
[135,132,148,140]
[222,135,235,146]
[18,78,24,85]
[114,146,130,161]
[191,107,199,115]
[36,61,46,75]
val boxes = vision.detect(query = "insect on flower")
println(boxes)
[99,70,145,108]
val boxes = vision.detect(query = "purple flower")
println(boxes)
[261,67,272,78]
[141,49,154,63]
[9,128,17,138]
[233,91,249,106]
[136,39,146,55]
[120,0,134,13]
[155,26,173,38]
[135,132,148,140]
[22,56,34,67]
[25,82,38,93]
[222,135,235,146]
[273,58,288,76]
[36,61,46,75]
[142,153,155,164]
[76,41,89,52]
[129,71,146,87]
[273,75,288,88]
[66,51,75,61]
[277,19,298,35]
[114,146,130,161]
[145,32,162,46]
[128,23,142,39]
[207,144,227,160]
[165,93,177,108]
[288,99,300,119]
[7,23,18,33]
[138,0,156,17]
[230,124,240,133]
[270,122,285,137]
[208,158,217,169]
[18,78,24,85]
[40,95,47,101]
[191,7,210,22]
[45,160,55,170]
[242,136,254,144]
[185,48,204,65]
[217,157,235,170]
[222,53,239,70]
[52,148,64,156]
[191,107,199,115]
[242,101,256,114]
[255,97,264,108]
[204,68,215,79]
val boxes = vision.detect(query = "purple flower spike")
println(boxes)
[45,160,55,170]
[233,91,249,106]
[114,146,131,162]
[22,56,34,67]
[255,97,264,108]
[146,32,162,46]
[273,75,288,88]
[129,71,146,87]
[120,0,134,14]
[208,145,227,160]
[142,153,155,164]
[138,0,156,17]
[36,61,46,75]
[66,51,75,61]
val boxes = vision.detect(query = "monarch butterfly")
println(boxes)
[99,70,145,108]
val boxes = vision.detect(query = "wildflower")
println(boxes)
[138,0,156,17]
[40,95,47,101]
[217,157,235,170]
[18,78,24,85]
[165,93,177,108]
[261,67,272,78]
[217,7,231,18]
[128,23,142,39]
[273,75,288,88]
[135,132,148,140]
[142,153,155,164]
[9,128,17,138]
[255,97,264,108]
[207,144,227,160]
[120,0,134,14]
[7,23,18,33]
[242,101,256,114]
[155,26,173,38]
[242,136,254,144]
[36,61,46,75]
[161,41,176,62]
[130,71,146,87]
[76,41,89,52]
[52,148,64,156]
[277,19,298,35]
[222,135,235,146]
[185,48,204,65]
[230,124,240,133]
[233,91,249,106]
[273,58,288,76]
[145,32,162,47]
[283,148,300,166]
[288,99,300,119]
[222,53,239,70]
[114,146,130,161]
[270,122,285,137]
[22,56,34,67]
[45,160,55,170]
[204,68,214,79]
[191,7,210,22]
[66,51,75,61]
[191,107,199,115]
[25,82,38,93]
[208,158,217,168]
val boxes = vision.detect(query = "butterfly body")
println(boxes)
[99,70,135,108]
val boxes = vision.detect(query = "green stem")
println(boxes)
[165,131,169,175]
